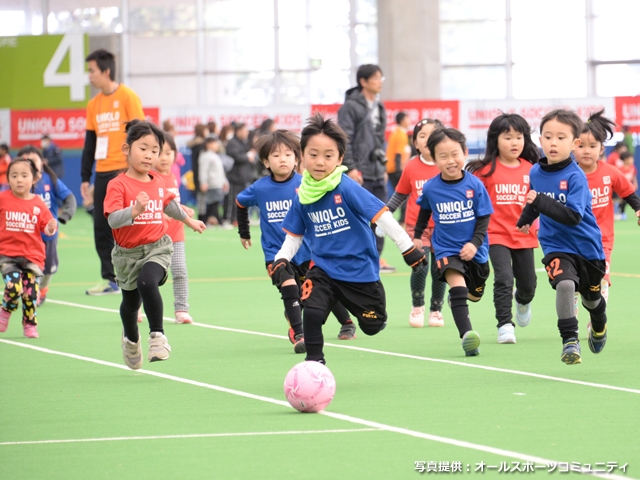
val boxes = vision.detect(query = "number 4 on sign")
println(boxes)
[43,33,90,102]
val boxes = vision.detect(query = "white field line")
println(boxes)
[0,339,631,480]
[47,299,640,396]
[0,429,379,446]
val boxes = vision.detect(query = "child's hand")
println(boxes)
[517,224,530,234]
[133,191,149,217]
[525,190,537,204]
[412,238,423,251]
[200,184,208,193]
[186,217,206,233]
[241,238,252,249]
[44,218,57,236]
[459,242,477,261]
[223,181,230,194]
[182,205,195,217]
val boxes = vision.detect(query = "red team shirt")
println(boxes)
[395,155,440,228]
[154,171,184,243]
[0,190,54,269]
[474,159,538,249]
[104,173,176,249]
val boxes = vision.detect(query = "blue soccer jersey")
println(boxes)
[281,175,386,282]
[236,173,311,264]
[416,172,494,263]
[34,173,72,241]
[529,161,604,260]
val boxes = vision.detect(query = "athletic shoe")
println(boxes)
[22,321,38,338]
[175,311,193,324]
[561,338,582,365]
[37,286,48,307]
[428,310,445,327]
[86,280,120,296]
[379,258,396,274]
[287,327,297,344]
[148,332,171,362]
[513,290,531,327]
[621,212,627,221]
[338,321,356,340]
[0,309,11,333]
[462,330,480,356]
[137,308,143,323]
[497,324,516,344]
[293,333,306,354]
[409,306,425,328]
[588,324,607,354]
[121,334,143,370]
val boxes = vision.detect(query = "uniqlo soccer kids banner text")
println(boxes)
[615,96,640,133]
[0,34,91,110]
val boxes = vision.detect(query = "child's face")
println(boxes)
[539,119,579,163]
[624,156,634,165]
[206,140,219,152]
[414,123,436,160]
[574,132,602,170]
[303,133,343,181]
[155,142,176,173]
[8,161,35,197]
[123,134,161,175]
[264,145,297,179]
[433,137,467,180]
[497,127,524,163]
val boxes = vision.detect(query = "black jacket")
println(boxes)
[226,136,255,185]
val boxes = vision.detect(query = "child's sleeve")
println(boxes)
[413,190,432,239]
[236,184,256,239]
[54,179,77,224]
[37,198,54,233]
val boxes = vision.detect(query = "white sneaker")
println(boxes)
[148,332,171,362]
[175,311,193,324]
[409,306,425,327]
[514,290,531,327]
[497,324,516,344]
[428,310,444,327]
[121,334,143,370]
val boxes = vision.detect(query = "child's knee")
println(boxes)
[4,272,23,296]
[357,313,387,336]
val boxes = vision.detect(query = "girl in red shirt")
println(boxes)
[0,157,57,338]
[466,114,539,345]
[104,120,205,370]
[574,110,640,304]
[385,118,447,328]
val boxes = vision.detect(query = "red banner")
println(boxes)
[11,107,160,149]
[615,96,640,133]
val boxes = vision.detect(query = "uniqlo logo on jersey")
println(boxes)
[334,194,342,204]
[603,176,611,185]
[159,188,164,198]
[523,175,529,184]
[33,206,40,215]
[466,190,474,198]
[113,100,119,108]
[559,180,567,190]
[295,187,299,194]
[44,184,50,192]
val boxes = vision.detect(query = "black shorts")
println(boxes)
[43,237,59,276]
[301,266,387,336]
[541,252,605,302]
[435,255,490,299]
[265,260,311,289]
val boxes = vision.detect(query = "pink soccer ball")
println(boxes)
[283,361,336,413]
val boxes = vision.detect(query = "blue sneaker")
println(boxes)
[462,330,480,356]
[86,280,120,296]
[588,325,607,354]
[561,338,582,365]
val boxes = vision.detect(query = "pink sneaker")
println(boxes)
[428,310,445,327]
[409,306,425,328]
[175,311,193,324]
[23,321,39,338]
[0,309,10,333]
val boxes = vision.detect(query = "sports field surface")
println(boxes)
[1,213,639,479]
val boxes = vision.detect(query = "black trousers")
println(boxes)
[489,245,537,327]
[93,171,119,282]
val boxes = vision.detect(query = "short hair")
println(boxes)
[615,141,628,151]
[234,123,247,134]
[254,130,301,165]
[540,109,583,139]
[41,134,51,141]
[427,127,467,159]
[620,151,633,162]
[0,143,9,152]
[85,49,116,81]
[356,64,382,90]
[300,113,348,158]
[204,135,220,145]
[124,120,165,150]
[395,112,407,125]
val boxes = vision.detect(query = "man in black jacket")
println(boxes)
[338,64,395,273]
[225,123,256,225]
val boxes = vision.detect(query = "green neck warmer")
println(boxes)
[298,166,348,204]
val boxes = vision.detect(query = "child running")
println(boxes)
[413,127,493,357]
[0,157,57,338]
[517,109,607,365]
[104,120,205,370]
[466,113,539,344]
[273,115,426,364]
[384,118,447,328]
[236,129,357,354]
[153,132,197,324]
[573,109,640,303]
[16,145,77,306]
